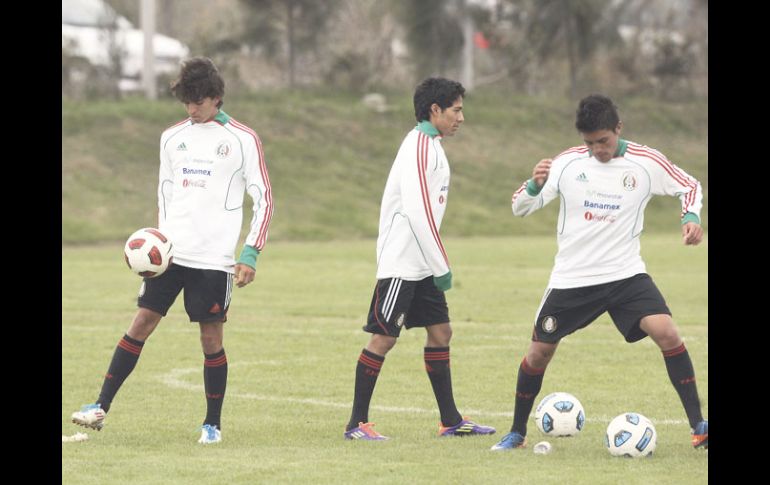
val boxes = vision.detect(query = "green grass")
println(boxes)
[62,234,707,484]
[62,91,708,243]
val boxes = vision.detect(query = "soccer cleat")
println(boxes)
[691,420,708,449]
[439,417,496,437]
[198,424,222,444]
[71,403,105,431]
[490,431,527,451]
[344,422,389,440]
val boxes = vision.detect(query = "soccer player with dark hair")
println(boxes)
[343,77,495,440]
[71,57,273,444]
[490,94,707,451]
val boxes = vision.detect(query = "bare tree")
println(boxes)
[610,0,707,99]
[393,0,465,81]
[323,0,406,91]
[524,0,620,98]
[239,0,340,88]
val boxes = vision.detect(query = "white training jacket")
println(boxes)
[375,121,451,280]
[157,110,273,273]
[512,139,702,289]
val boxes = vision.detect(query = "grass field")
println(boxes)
[62,234,707,484]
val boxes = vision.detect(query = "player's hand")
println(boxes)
[532,159,552,188]
[234,263,256,287]
[682,222,703,246]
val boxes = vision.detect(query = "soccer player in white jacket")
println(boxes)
[491,94,707,451]
[71,58,273,444]
[344,78,495,440]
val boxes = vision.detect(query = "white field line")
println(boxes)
[157,364,689,426]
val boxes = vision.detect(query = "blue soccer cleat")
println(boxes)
[71,403,105,431]
[439,417,496,437]
[490,431,527,451]
[198,424,222,444]
[691,420,708,449]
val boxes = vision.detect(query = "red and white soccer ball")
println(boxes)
[123,228,174,278]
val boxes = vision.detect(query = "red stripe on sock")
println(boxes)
[424,352,450,361]
[359,354,383,369]
[520,357,545,376]
[204,355,228,367]
[118,338,142,355]
[662,343,686,357]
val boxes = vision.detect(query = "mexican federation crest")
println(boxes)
[216,140,231,159]
[541,315,557,333]
[622,171,638,191]
[394,312,406,328]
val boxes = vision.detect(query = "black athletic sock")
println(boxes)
[203,349,228,429]
[425,347,463,427]
[663,343,703,429]
[347,349,384,431]
[96,334,145,413]
[511,357,545,436]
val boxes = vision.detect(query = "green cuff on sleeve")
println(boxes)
[433,271,452,292]
[681,212,700,226]
[238,245,260,269]
[525,179,543,196]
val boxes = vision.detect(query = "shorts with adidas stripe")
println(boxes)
[364,276,450,337]
[137,263,234,324]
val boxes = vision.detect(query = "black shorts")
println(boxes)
[532,273,671,344]
[363,276,450,337]
[137,263,234,323]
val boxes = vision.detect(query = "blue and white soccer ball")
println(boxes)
[605,412,657,457]
[534,392,585,436]
[124,228,174,278]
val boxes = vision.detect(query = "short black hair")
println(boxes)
[575,94,620,133]
[171,57,225,108]
[413,77,465,122]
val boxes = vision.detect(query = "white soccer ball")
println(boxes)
[605,412,657,458]
[123,228,174,278]
[534,392,585,436]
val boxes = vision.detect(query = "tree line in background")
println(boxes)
[64,0,707,100]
